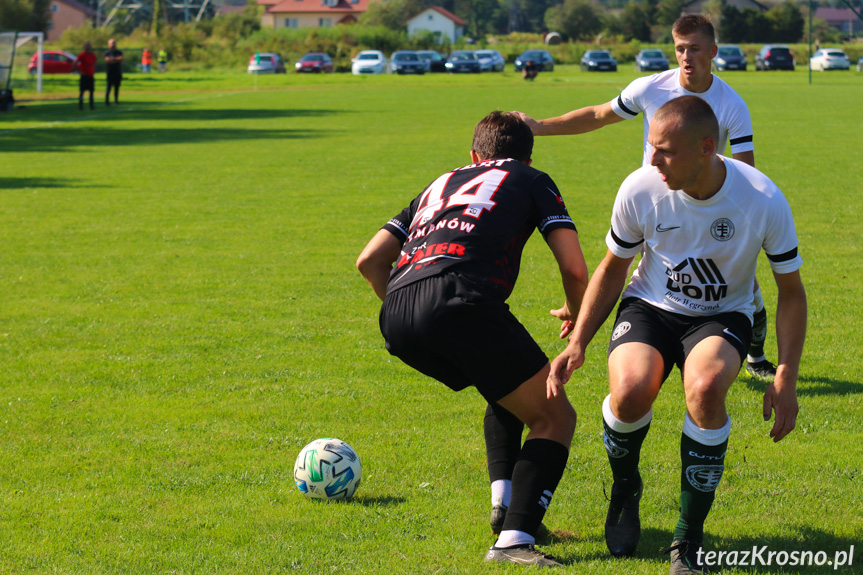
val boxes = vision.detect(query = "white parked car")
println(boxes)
[858,56,863,72]
[247,53,286,74]
[475,50,505,72]
[352,50,386,75]
[810,49,850,71]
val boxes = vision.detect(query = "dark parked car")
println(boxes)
[580,50,617,72]
[446,51,481,73]
[755,45,794,71]
[28,51,77,74]
[417,50,447,73]
[514,50,554,72]
[390,51,426,75]
[713,45,747,71]
[295,52,334,73]
[635,49,669,72]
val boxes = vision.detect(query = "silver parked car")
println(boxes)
[713,45,747,71]
[475,50,505,72]
[635,49,669,72]
[810,48,850,71]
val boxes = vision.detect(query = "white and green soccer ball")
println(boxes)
[294,438,362,500]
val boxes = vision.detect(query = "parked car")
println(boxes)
[28,51,77,74]
[416,50,446,73]
[247,52,286,74]
[755,45,794,71]
[810,48,850,71]
[351,50,386,75]
[858,56,863,72]
[475,49,505,72]
[713,45,747,71]
[295,52,334,73]
[446,51,481,73]
[514,50,555,72]
[580,50,617,72]
[635,49,669,72]
[389,51,426,75]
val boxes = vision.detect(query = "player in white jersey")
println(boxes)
[515,14,777,383]
[547,96,807,574]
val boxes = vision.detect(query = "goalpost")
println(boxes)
[0,31,45,95]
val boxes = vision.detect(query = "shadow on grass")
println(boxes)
[351,494,407,507]
[0,125,329,152]
[557,527,859,570]
[743,374,863,396]
[0,177,89,189]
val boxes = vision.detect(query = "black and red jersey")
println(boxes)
[382,158,576,300]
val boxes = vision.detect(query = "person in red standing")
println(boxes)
[74,41,97,111]
[141,48,152,73]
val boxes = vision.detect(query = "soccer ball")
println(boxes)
[294,438,362,500]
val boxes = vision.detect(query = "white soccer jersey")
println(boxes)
[609,69,755,166]
[606,158,802,320]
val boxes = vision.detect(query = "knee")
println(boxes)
[527,399,576,441]
[610,386,655,422]
[685,376,727,418]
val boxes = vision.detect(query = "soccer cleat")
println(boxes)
[604,475,643,557]
[663,539,708,574]
[746,359,777,380]
[484,544,563,567]
[490,504,551,541]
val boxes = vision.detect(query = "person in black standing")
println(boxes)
[357,111,589,567]
[104,38,123,106]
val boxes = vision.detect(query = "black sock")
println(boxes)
[500,438,569,537]
[484,403,524,485]
[602,395,651,482]
[748,305,767,359]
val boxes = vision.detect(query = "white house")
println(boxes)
[406,6,467,44]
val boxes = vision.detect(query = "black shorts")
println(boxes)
[79,75,94,92]
[608,298,751,382]
[379,273,548,403]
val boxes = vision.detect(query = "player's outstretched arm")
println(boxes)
[547,250,633,398]
[762,269,807,442]
[356,229,401,302]
[514,102,624,137]
[545,228,589,326]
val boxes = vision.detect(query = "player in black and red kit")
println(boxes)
[357,111,589,567]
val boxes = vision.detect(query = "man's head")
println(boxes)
[108,38,116,49]
[84,41,92,52]
[472,111,533,163]
[648,96,720,191]
[672,14,717,90]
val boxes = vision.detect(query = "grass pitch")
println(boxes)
[1,67,861,574]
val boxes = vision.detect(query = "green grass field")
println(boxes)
[1,67,861,574]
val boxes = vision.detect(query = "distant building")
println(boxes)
[815,8,862,36]
[259,0,375,29]
[47,0,98,42]
[406,6,467,44]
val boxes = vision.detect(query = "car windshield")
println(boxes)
[475,51,493,58]
[522,52,543,59]
[358,53,379,60]
[395,53,418,61]
[770,48,790,55]
[302,54,324,62]
[826,51,845,57]
[718,47,742,56]
[642,51,663,58]
[589,52,610,58]
[452,53,475,61]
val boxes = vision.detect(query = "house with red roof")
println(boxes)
[259,0,374,29]
[406,6,467,44]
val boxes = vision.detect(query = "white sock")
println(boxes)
[495,529,535,548]
[491,479,511,508]
[747,354,767,363]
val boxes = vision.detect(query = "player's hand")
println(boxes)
[550,306,575,339]
[547,343,585,399]
[762,372,798,443]
[512,111,539,134]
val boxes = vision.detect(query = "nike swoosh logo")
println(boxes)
[656,224,681,232]
[722,328,743,345]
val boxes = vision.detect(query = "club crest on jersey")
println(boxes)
[710,218,735,241]
[685,464,724,492]
[612,321,631,341]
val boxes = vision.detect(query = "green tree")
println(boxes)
[544,0,603,40]
[621,0,654,41]
[767,0,804,43]
[656,0,685,27]
[0,0,51,32]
